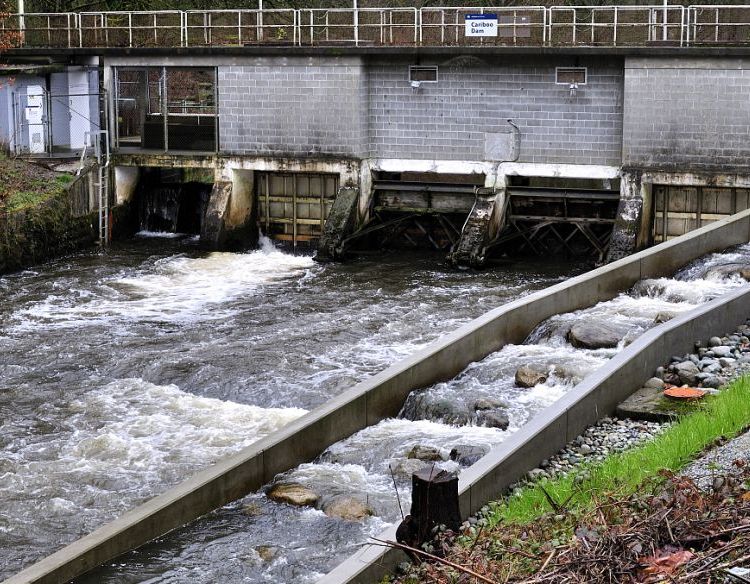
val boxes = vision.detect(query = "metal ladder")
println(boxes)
[85,129,111,246]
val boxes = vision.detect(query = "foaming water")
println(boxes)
[0,237,579,580]
[11,245,315,328]
[0,378,304,566]
[5,238,750,583]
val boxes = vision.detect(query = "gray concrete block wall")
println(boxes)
[218,56,367,158]
[368,56,623,165]
[623,58,750,171]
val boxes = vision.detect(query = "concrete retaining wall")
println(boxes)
[320,280,750,584]
[7,209,750,584]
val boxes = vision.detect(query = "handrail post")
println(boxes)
[258,3,263,42]
[613,7,617,46]
[353,1,359,46]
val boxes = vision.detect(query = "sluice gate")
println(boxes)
[319,173,621,266]
[495,186,619,262]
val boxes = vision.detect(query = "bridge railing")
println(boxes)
[689,5,750,44]
[3,5,750,49]
[419,7,547,46]
[184,10,298,47]
[548,5,686,46]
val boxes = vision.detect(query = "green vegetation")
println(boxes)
[0,153,73,212]
[488,375,750,525]
[388,376,750,583]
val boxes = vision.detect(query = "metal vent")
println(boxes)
[556,67,587,85]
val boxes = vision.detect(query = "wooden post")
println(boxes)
[396,467,461,549]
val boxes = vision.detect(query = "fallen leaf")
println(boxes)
[638,548,695,580]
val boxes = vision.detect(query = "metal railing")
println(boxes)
[5,6,750,49]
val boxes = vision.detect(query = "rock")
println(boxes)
[267,483,319,507]
[579,444,593,455]
[400,393,472,425]
[322,495,374,521]
[450,445,487,467]
[643,377,665,389]
[242,503,262,516]
[719,357,737,368]
[654,311,676,324]
[476,409,510,430]
[712,346,734,358]
[704,263,750,281]
[567,320,630,350]
[473,397,509,411]
[514,365,548,388]
[256,546,279,562]
[674,361,700,386]
[700,375,724,389]
[709,336,723,347]
[407,445,444,462]
[527,468,546,481]
[391,458,428,479]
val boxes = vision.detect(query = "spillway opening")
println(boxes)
[364,171,486,251]
[493,175,620,261]
[135,167,213,235]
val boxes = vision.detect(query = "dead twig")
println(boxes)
[371,537,497,584]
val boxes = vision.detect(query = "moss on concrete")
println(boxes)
[0,157,98,274]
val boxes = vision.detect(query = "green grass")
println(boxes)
[488,375,750,526]
[3,174,72,212]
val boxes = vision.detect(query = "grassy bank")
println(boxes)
[0,153,73,212]
[0,153,97,274]
[391,375,750,583]
[492,375,750,526]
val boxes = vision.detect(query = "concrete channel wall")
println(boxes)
[6,209,750,584]
[319,271,750,584]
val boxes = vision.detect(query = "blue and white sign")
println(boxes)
[465,14,498,37]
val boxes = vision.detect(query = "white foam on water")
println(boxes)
[135,230,188,239]
[0,379,306,533]
[11,247,316,329]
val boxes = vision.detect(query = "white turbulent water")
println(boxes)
[0,234,580,581]
[2,237,749,583]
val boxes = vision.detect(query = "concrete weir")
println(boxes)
[319,262,750,584]
[5,211,750,584]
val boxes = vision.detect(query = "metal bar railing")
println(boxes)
[8,6,750,49]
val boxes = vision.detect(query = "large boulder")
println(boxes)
[322,495,374,521]
[567,320,631,350]
[267,483,319,507]
[514,365,548,388]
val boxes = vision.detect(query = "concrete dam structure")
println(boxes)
[4,5,750,264]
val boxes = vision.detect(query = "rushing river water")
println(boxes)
[0,234,587,582]
[3,235,749,583]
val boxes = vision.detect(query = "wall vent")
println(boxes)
[409,66,438,83]
[556,67,587,85]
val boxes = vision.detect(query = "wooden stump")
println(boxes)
[396,467,460,548]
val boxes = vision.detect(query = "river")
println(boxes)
[0,234,585,582]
